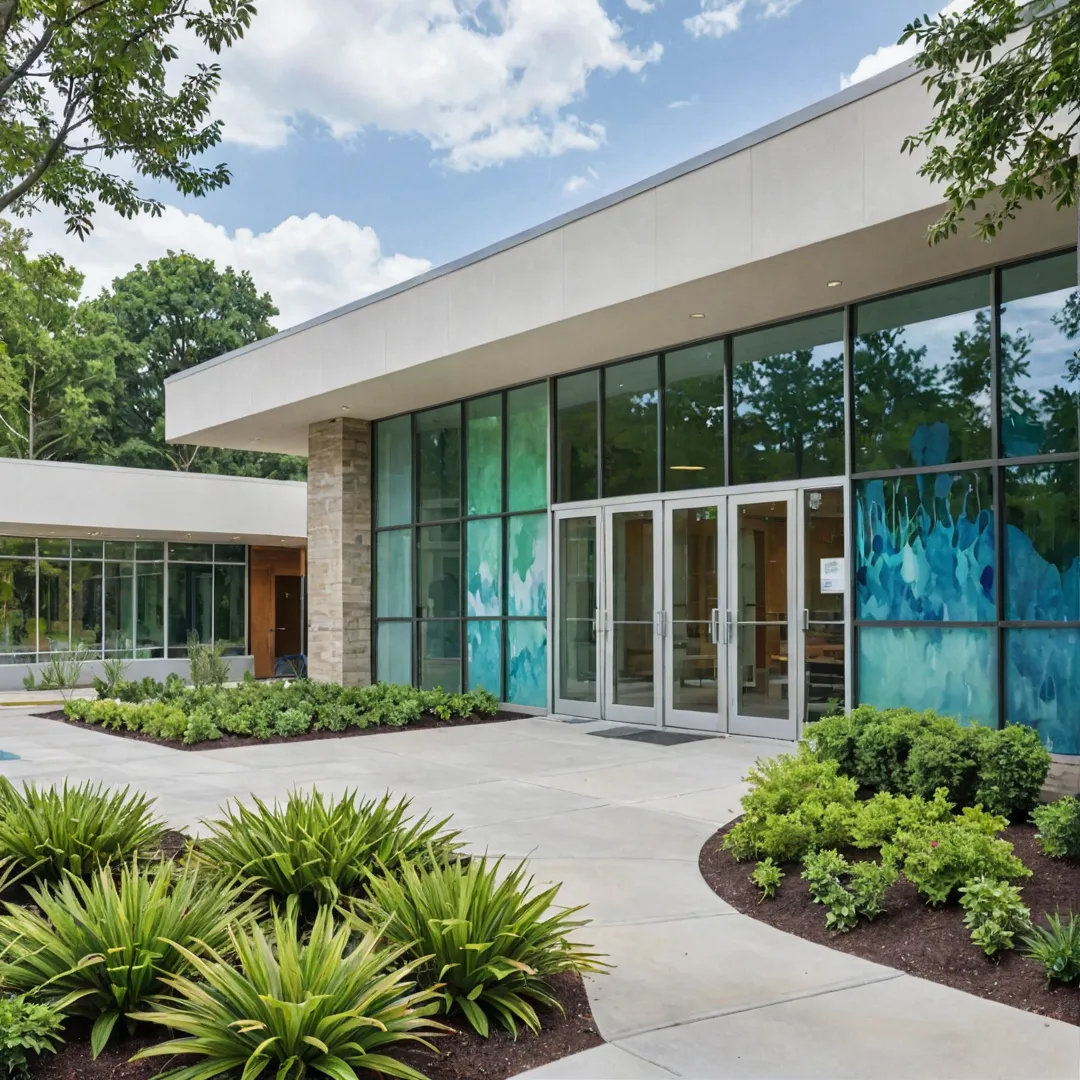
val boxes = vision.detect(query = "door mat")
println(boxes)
[587,726,712,746]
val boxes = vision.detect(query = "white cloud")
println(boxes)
[668,95,700,109]
[684,0,745,39]
[625,0,656,11]
[563,165,599,195]
[841,0,972,88]
[188,0,662,171]
[761,0,800,15]
[26,206,431,330]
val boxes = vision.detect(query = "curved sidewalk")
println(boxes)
[1,710,1077,1079]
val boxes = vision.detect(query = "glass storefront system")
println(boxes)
[0,540,248,663]
[372,248,1079,752]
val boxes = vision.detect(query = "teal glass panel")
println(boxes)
[1004,462,1079,621]
[854,274,992,471]
[858,626,997,726]
[467,395,502,516]
[1006,628,1080,755]
[664,340,725,491]
[377,621,412,685]
[135,562,164,657]
[214,565,246,654]
[467,518,501,617]
[732,311,844,482]
[508,382,548,511]
[556,370,598,503]
[377,529,413,618]
[508,620,547,708]
[418,524,460,618]
[1000,251,1079,456]
[377,415,413,526]
[167,562,213,657]
[71,561,103,654]
[103,562,134,656]
[855,471,995,621]
[420,621,461,691]
[38,560,70,653]
[467,620,502,696]
[604,356,658,497]
[508,514,548,617]
[417,404,462,522]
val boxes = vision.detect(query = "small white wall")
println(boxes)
[0,655,254,692]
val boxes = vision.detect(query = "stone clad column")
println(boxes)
[307,418,372,686]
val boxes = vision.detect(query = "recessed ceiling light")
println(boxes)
[670,465,705,471]
[827,280,842,288]
[232,536,241,541]
[341,405,351,412]
[689,313,706,319]
[88,531,100,537]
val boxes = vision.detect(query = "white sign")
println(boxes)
[820,557,845,594]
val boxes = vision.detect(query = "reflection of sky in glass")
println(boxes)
[1001,288,1075,396]
[734,341,842,417]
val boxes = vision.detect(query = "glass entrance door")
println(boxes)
[553,511,602,720]
[727,492,798,740]
[603,503,663,725]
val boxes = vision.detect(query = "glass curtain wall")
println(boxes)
[373,382,549,706]
[0,540,249,664]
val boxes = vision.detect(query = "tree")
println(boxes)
[0,0,255,238]
[0,220,117,458]
[86,251,305,478]
[900,0,1080,260]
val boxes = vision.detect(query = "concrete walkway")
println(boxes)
[1,709,1077,1080]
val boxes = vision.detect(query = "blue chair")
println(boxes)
[273,654,308,679]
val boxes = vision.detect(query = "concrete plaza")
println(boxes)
[0,710,1076,1079]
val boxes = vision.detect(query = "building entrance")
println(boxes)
[553,485,846,740]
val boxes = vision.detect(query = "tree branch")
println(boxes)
[0,85,79,213]
[0,23,56,101]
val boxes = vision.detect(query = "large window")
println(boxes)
[0,540,249,664]
[374,384,549,706]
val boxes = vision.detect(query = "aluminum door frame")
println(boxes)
[725,488,799,741]
[552,507,604,720]
[663,496,727,733]
[602,500,664,727]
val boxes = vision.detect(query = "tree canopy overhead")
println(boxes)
[900,0,1080,245]
[0,0,255,238]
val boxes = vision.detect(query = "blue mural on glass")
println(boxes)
[856,472,995,622]
[467,620,502,696]
[466,519,501,617]
[858,626,997,725]
[376,622,412,686]
[508,620,547,708]
[1007,628,1080,755]
[508,514,548,618]
[1006,525,1080,622]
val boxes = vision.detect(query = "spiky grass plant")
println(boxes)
[353,854,607,1037]
[0,858,247,1057]
[0,778,165,881]
[195,789,461,908]
[130,903,446,1080]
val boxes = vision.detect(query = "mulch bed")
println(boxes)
[30,973,601,1080]
[700,820,1080,1026]
[33,708,527,751]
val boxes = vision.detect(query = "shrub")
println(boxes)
[958,877,1031,957]
[355,855,606,1037]
[1022,913,1080,986]
[847,859,897,920]
[850,789,954,848]
[187,632,229,691]
[1032,796,1080,861]
[0,779,164,881]
[722,747,858,862]
[751,858,784,901]
[130,904,444,1080]
[801,849,897,933]
[883,815,1030,905]
[183,705,222,745]
[0,859,245,1058]
[905,729,979,802]
[195,790,461,908]
[0,996,63,1080]
[971,723,1050,821]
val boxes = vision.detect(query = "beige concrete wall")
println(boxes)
[307,418,371,686]
[1045,756,1080,800]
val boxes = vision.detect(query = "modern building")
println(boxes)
[163,61,1080,787]
[0,459,307,688]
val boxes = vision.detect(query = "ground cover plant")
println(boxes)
[0,996,63,1079]
[61,680,503,747]
[703,706,1078,1023]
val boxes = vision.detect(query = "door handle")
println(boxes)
[708,607,719,644]
[654,611,666,637]
[725,610,734,644]
[802,608,809,632]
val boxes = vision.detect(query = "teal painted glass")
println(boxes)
[508,382,548,511]
[508,620,547,707]
[467,620,502,696]
[508,513,548,617]
[377,622,412,684]
[466,518,502,616]
[420,621,461,691]
[1006,628,1080,755]
[857,626,998,726]
[376,415,413,526]
[467,395,502,516]
[418,524,460,618]
[376,529,412,618]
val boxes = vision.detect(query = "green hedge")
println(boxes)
[805,706,1050,821]
[64,681,500,745]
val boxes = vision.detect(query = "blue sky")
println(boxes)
[32,0,946,329]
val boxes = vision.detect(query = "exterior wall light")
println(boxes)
[670,465,705,471]
[827,280,842,288]
[689,312,706,319]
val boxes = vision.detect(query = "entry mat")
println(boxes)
[587,726,712,746]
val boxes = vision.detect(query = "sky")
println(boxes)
[25,0,961,331]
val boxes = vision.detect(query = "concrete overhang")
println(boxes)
[164,61,1079,458]
[0,459,306,546]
